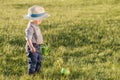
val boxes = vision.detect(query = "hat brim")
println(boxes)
[24,13,50,20]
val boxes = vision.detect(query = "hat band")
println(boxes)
[31,13,45,17]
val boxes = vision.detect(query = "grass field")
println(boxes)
[0,0,120,80]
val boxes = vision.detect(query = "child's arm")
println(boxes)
[26,25,36,53]
[27,39,36,53]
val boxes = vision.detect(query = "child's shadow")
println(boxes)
[1,36,27,77]
[8,36,25,47]
[0,35,5,47]
[2,56,27,77]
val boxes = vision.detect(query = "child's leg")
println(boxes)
[27,45,38,75]
[35,46,43,72]
[28,53,38,75]
[35,54,42,72]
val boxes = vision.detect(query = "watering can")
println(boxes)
[41,44,50,55]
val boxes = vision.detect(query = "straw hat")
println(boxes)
[24,5,50,20]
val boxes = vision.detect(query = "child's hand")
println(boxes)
[30,47,36,53]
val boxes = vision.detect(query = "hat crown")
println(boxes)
[24,5,50,20]
[28,5,45,14]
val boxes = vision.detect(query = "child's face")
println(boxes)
[33,20,42,25]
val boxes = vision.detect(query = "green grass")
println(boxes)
[0,0,120,80]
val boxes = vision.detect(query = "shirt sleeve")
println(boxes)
[25,27,34,40]
[39,29,43,43]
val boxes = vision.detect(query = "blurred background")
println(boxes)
[0,0,120,80]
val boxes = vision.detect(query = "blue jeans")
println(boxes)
[26,43,43,74]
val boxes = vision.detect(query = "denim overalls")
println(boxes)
[26,43,42,74]
[25,22,43,74]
